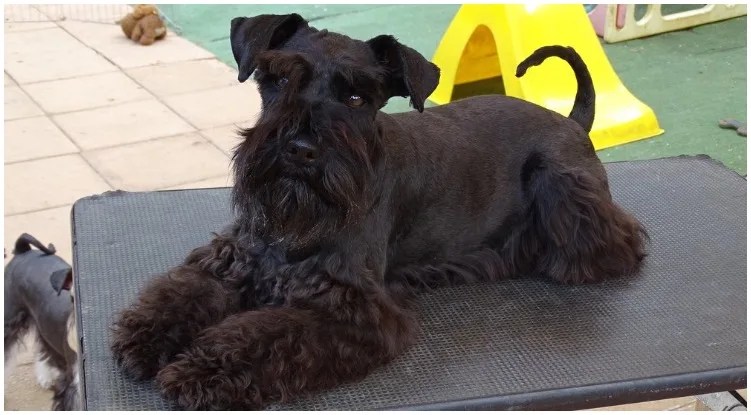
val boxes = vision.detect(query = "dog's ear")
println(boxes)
[50,268,73,296]
[230,14,307,83]
[366,35,440,113]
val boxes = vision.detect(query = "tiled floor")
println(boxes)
[2,4,743,412]
[3,4,254,410]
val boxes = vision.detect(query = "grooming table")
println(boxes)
[71,156,747,411]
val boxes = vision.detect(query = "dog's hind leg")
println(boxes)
[387,215,540,295]
[51,368,80,410]
[33,335,66,390]
[388,244,528,295]
[4,299,32,377]
[523,155,648,284]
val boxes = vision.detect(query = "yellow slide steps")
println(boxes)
[429,4,664,151]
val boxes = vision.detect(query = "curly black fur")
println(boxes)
[111,14,647,410]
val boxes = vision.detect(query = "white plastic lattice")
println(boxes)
[3,4,182,33]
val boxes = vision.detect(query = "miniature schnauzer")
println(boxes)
[5,233,80,411]
[111,14,647,410]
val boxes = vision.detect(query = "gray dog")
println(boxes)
[4,233,79,411]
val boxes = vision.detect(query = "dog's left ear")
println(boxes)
[50,268,73,296]
[366,35,440,113]
[230,14,308,83]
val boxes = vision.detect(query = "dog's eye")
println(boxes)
[276,77,289,88]
[348,94,365,108]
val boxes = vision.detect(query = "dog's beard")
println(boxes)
[232,119,377,251]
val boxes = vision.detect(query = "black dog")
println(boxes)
[111,14,647,410]
[4,233,80,411]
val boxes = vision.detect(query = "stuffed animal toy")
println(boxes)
[118,4,167,46]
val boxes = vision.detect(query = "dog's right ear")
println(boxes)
[230,14,307,83]
[50,268,73,296]
[366,35,440,113]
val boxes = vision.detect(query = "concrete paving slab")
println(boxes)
[22,72,151,114]
[4,86,44,121]
[4,154,111,215]
[162,83,261,129]
[5,27,117,84]
[126,58,238,98]
[53,99,195,151]
[83,132,230,191]
[4,116,78,163]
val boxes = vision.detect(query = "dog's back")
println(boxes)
[386,45,598,184]
[382,94,601,273]
[4,233,76,408]
[5,238,72,336]
[381,46,644,287]
[5,236,74,350]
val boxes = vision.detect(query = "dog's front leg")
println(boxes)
[110,264,242,380]
[155,274,417,410]
[110,234,253,380]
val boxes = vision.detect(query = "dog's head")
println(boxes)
[229,14,440,250]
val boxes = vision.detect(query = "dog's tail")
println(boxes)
[515,45,596,133]
[12,233,56,256]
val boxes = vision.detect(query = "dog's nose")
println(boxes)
[285,139,320,164]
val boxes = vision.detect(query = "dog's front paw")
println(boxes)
[111,267,239,380]
[156,346,262,410]
[111,307,180,380]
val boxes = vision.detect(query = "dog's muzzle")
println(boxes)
[285,138,320,165]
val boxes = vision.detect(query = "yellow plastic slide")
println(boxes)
[429,4,663,150]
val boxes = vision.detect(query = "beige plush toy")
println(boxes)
[118,4,167,46]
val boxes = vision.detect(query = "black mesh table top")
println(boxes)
[71,156,747,411]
